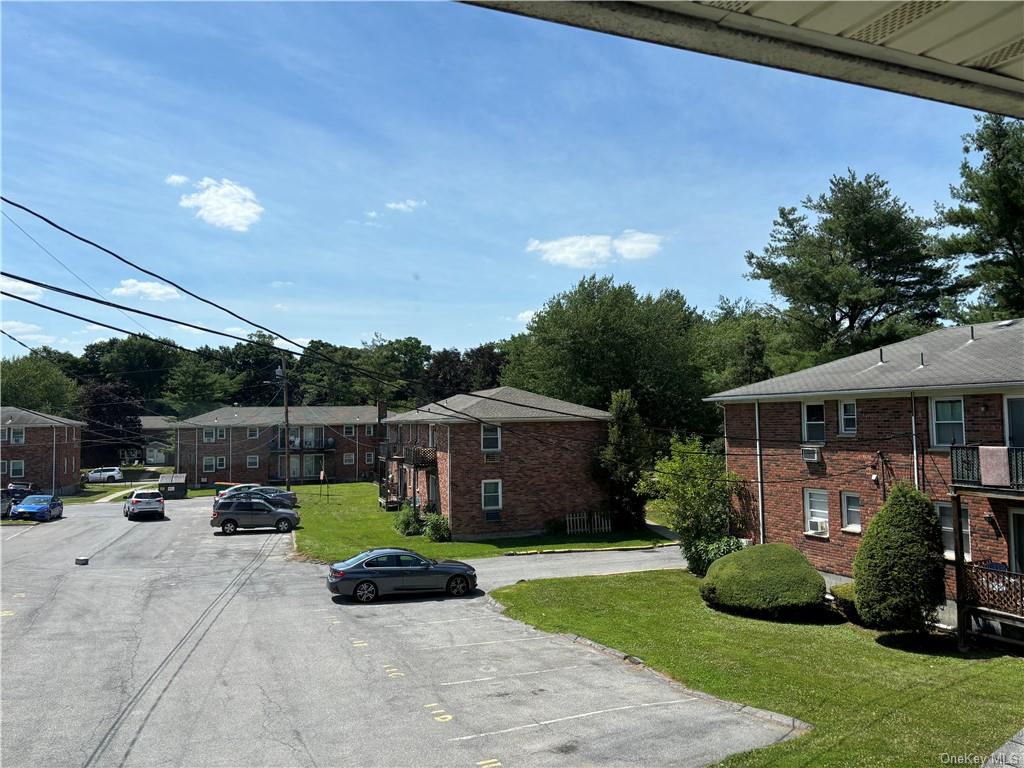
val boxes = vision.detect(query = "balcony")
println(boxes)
[270,437,335,452]
[965,563,1024,621]
[403,446,437,468]
[951,446,1024,493]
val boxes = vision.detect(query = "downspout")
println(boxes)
[754,401,766,544]
[52,425,57,495]
[194,428,198,488]
[447,425,453,537]
[175,426,180,473]
[910,393,920,490]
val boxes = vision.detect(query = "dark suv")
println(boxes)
[210,497,299,535]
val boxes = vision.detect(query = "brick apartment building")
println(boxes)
[174,404,391,487]
[707,320,1024,622]
[382,386,611,539]
[0,406,86,495]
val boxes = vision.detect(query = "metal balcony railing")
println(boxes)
[951,446,1024,490]
[403,446,437,468]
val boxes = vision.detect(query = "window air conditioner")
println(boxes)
[484,452,501,464]
[801,447,821,463]
[808,518,828,535]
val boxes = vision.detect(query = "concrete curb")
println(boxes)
[484,592,813,739]
[985,728,1024,767]
[502,542,679,556]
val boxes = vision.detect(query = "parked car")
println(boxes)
[214,491,294,511]
[11,495,64,522]
[214,483,261,500]
[1,489,12,519]
[326,547,477,603]
[210,498,299,535]
[7,481,41,493]
[123,489,165,520]
[86,467,123,483]
[249,487,299,508]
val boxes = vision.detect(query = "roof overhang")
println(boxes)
[470,1,1024,118]
[706,381,1024,403]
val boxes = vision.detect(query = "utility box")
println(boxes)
[159,473,188,500]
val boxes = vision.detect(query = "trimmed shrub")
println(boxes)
[393,506,423,537]
[700,543,826,618]
[687,536,745,577]
[830,581,859,623]
[423,513,451,542]
[853,482,945,632]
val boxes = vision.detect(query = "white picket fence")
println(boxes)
[566,509,612,535]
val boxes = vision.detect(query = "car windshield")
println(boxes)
[22,495,50,504]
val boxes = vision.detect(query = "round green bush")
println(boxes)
[423,512,451,542]
[393,506,423,536]
[700,542,826,618]
[853,482,945,632]
[830,581,859,623]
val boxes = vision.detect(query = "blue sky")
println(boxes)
[1,2,979,356]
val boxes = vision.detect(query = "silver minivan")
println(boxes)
[210,497,299,534]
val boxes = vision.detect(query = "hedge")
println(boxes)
[700,542,825,618]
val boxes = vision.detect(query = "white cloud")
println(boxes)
[224,327,247,335]
[270,280,294,288]
[175,323,206,335]
[1,320,43,335]
[179,177,264,231]
[0,276,44,301]
[365,210,378,218]
[273,303,287,311]
[282,337,311,348]
[385,199,427,213]
[73,323,107,335]
[111,279,181,301]
[164,174,189,186]
[526,230,663,268]
[516,310,536,324]
[19,334,57,346]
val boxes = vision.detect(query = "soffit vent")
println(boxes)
[702,1,753,13]
[849,1,945,45]
[969,39,1024,71]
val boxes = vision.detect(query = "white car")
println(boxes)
[123,489,165,520]
[87,467,124,483]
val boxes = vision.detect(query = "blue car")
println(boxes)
[12,495,64,522]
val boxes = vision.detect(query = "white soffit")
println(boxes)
[471,1,1024,117]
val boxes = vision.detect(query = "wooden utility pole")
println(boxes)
[282,354,291,491]
[951,492,969,650]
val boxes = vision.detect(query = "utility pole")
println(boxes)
[281,354,291,491]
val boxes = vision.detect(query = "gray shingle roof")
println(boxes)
[140,415,175,431]
[706,319,1024,402]
[0,406,87,427]
[182,405,390,427]
[385,386,611,424]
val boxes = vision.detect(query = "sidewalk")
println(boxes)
[93,482,157,503]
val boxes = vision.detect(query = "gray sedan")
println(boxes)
[326,548,477,603]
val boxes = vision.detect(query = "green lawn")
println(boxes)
[492,570,1023,768]
[292,482,671,562]
[61,484,132,505]
[1,519,38,526]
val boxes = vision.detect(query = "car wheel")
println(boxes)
[353,581,378,603]
[446,575,470,597]
[275,518,293,534]
[221,520,238,535]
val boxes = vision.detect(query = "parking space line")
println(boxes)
[449,698,697,742]
[381,615,504,628]
[441,664,585,686]
[416,636,549,651]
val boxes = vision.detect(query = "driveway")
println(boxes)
[2,498,799,767]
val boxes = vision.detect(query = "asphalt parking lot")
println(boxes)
[2,497,800,767]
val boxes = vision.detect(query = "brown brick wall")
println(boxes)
[724,393,1017,597]
[1,425,82,495]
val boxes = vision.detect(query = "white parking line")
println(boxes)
[4,527,36,541]
[415,637,549,651]
[441,665,585,686]
[382,615,504,628]
[449,698,697,742]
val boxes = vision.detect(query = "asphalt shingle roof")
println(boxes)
[385,386,611,424]
[0,406,87,428]
[183,405,390,427]
[140,415,175,431]
[706,319,1024,402]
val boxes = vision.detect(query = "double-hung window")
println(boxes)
[9,460,24,478]
[935,502,971,560]
[202,456,216,472]
[0,427,7,442]
[841,492,861,532]
[246,455,259,469]
[343,452,355,466]
[216,427,226,440]
[365,452,375,466]
[0,460,7,475]
[203,428,215,443]
[365,424,374,436]
[11,427,25,445]
[481,424,501,452]
[932,398,965,447]
[803,489,829,537]
[216,456,227,470]
[428,425,437,448]
[803,404,825,443]
[343,425,355,438]
[247,426,259,439]
[481,479,502,521]
[839,401,857,435]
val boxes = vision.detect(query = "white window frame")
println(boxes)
[803,488,829,537]
[0,427,7,442]
[247,426,259,439]
[0,460,7,475]
[802,403,827,444]
[10,427,25,445]
[216,456,227,470]
[935,501,971,561]
[428,425,437,449]
[365,452,375,465]
[10,460,24,478]
[343,452,355,465]
[365,424,374,436]
[841,491,862,532]
[246,455,259,469]
[203,428,215,443]
[930,397,965,448]
[481,424,501,452]
[203,456,216,472]
[839,401,857,435]
[343,425,355,438]
[216,427,226,440]
[481,479,502,510]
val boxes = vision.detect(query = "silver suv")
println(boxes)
[210,497,299,535]
[123,490,165,520]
